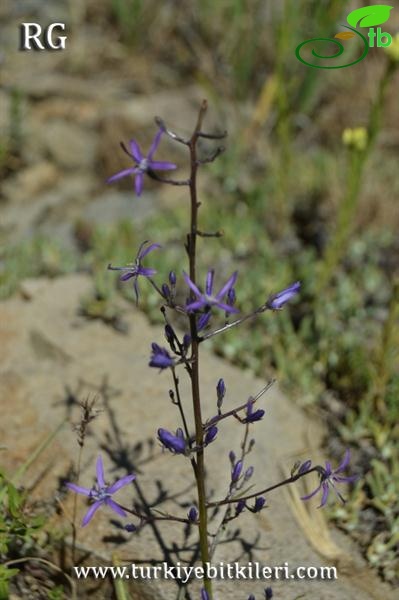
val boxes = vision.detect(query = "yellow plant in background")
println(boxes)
[342,127,368,152]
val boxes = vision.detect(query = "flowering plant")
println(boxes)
[66,102,357,599]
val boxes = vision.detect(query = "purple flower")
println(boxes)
[235,499,246,515]
[201,590,210,600]
[204,425,218,445]
[248,595,255,600]
[243,398,265,423]
[149,343,175,370]
[216,378,226,410]
[266,281,301,310]
[197,312,212,331]
[298,459,312,474]
[253,496,266,512]
[265,587,273,599]
[231,460,243,483]
[301,449,358,508]
[183,270,239,314]
[158,427,186,454]
[108,240,160,304]
[188,507,198,522]
[244,466,254,481]
[66,455,135,527]
[107,129,176,197]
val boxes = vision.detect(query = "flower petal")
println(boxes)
[147,130,163,160]
[66,483,92,496]
[135,173,144,196]
[120,271,136,281]
[107,168,136,183]
[216,271,238,300]
[185,300,206,312]
[82,500,103,527]
[334,448,351,474]
[129,139,143,162]
[137,267,157,277]
[107,474,136,495]
[317,482,330,508]
[214,301,239,313]
[206,270,214,296]
[301,482,322,501]
[105,498,128,518]
[138,242,161,259]
[183,272,202,298]
[148,160,177,171]
[96,456,105,488]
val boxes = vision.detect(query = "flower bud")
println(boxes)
[169,271,176,286]
[204,425,218,445]
[188,507,198,522]
[231,460,243,483]
[216,378,226,410]
[254,496,266,512]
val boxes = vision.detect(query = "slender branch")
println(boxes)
[206,466,322,508]
[147,170,190,186]
[154,116,190,145]
[199,304,268,342]
[117,503,194,525]
[197,229,224,238]
[198,130,227,140]
[197,146,225,164]
[204,380,275,429]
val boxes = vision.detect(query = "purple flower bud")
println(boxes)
[197,312,211,331]
[244,399,265,423]
[231,460,243,483]
[229,450,236,465]
[298,460,312,474]
[149,343,175,370]
[254,496,266,512]
[248,595,255,600]
[169,271,176,286]
[188,507,198,522]
[235,499,246,515]
[201,590,210,600]
[204,425,218,445]
[216,378,226,410]
[183,333,191,349]
[266,281,301,310]
[227,287,236,306]
[125,523,137,532]
[244,466,254,481]
[164,324,174,345]
[265,587,273,599]
[162,283,171,299]
[157,428,186,454]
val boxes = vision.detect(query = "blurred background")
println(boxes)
[1,0,398,587]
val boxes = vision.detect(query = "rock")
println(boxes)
[35,120,98,170]
[0,274,395,600]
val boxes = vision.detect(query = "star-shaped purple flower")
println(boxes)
[107,129,177,196]
[266,281,301,310]
[184,270,239,314]
[108,240,160,304]
[66,455,136,527]
[301,449,358,508]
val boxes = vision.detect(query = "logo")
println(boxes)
[296,5,393,69]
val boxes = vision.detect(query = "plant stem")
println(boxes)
[187,100,212,598]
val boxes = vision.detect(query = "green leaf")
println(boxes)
[347,5,393,28]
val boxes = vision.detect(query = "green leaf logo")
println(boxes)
[347,5,393,28]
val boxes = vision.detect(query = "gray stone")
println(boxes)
[0,274,395,600]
